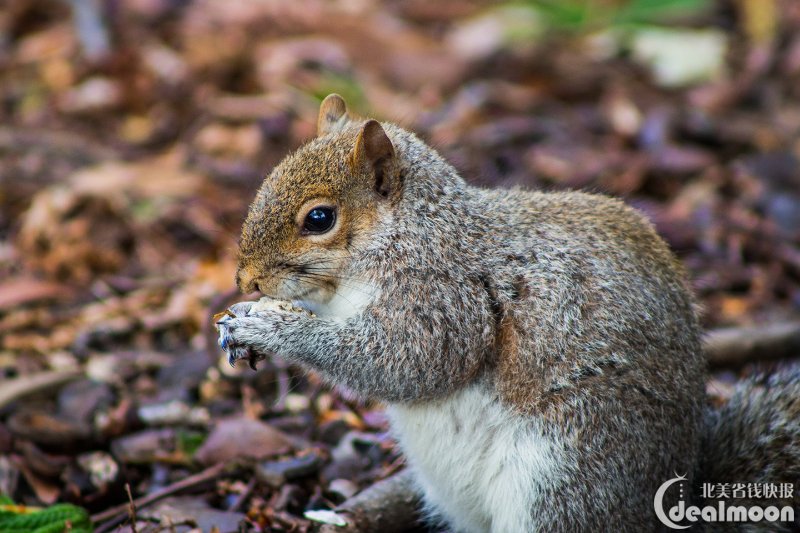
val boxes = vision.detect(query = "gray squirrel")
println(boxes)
[217,94,800,532]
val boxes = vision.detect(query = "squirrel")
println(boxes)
[217,94,800,532]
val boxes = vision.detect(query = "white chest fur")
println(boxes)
[387,384,563,533]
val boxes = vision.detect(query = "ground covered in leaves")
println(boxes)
[1,0,799,531]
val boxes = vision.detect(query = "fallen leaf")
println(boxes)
[194,417,294,465]
[0,278,71,311]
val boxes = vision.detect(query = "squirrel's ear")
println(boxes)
[317,94,348,136]
[353,120,396,198]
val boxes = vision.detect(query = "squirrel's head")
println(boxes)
[236,94,400,303]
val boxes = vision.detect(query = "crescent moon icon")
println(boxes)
[653,474,691,530]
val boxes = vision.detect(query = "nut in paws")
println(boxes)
[215,297,313,370]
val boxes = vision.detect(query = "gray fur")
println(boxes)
[221,113,799,532]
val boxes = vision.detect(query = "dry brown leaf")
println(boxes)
[194,417,295,465]
[16,186,135,283]
[0,278,71,311]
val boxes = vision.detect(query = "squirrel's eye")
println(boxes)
[303,206,336,234]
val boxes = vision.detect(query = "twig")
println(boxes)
[125,483,138,533]
[0,370,83,410]
[377,454,406,480]
[91,462,227,531]
[315,469,422,533]
[703,321,800,368]
[228,477,256,513]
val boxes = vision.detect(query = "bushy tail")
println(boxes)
[698,368,800,532]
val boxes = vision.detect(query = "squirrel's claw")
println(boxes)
[217,316,262,370]
[216,316,241,367]
[216,319,232,350]
[214,297,300,371]
[222,339,257,370]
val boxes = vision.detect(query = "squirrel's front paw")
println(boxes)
[215,313,262,370]
[215,297,313,370]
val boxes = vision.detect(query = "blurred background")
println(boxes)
[0,0,799,530]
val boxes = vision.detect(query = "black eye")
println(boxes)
[303,206,336,234]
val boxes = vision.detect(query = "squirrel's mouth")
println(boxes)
[278,275,338,305]
[288,287,318,305]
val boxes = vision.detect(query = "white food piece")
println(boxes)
[249,297,313,316]
[304,509,348,526]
